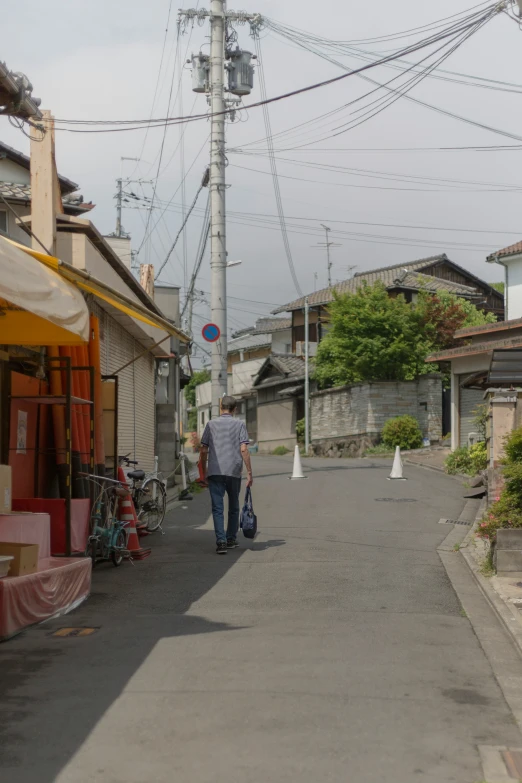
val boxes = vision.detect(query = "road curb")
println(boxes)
[456,503,522,663]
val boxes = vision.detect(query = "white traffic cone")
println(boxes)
[290,445,307,480]
[388,446,407,481]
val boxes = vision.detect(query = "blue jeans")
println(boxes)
[208,475,242,544]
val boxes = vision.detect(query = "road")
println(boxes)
[0,455,521,782]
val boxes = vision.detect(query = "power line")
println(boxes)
[47,3,505,133]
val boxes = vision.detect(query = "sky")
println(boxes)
[2,1,522,361]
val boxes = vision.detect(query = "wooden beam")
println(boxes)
[30,110,62,255]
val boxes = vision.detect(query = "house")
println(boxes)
[0,138,187,474]
[252,354,306,453]
[426,241,522,452]
[273,255,504,354]
[0,140,94,243]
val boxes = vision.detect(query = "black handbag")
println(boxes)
[240,487,257,539]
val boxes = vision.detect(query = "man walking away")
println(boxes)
[200,396,253,554]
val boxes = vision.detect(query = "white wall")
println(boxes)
[271,328,292,354]
[231,358,265,396]
[504,255,522,320]
[0,158,30,184]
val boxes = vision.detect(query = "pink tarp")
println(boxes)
[0,512,50,559]
[0,557,91,641]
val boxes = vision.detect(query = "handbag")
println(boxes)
[240,487,257,539]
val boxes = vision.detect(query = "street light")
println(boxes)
[227,260,242,268]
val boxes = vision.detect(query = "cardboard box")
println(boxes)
[0,542,38,576]
[0,465,11,514]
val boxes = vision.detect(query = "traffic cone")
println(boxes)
[117,467,151,560]
[388,446,407,481]
[289,445,307,480]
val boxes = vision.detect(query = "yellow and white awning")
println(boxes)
[0,234,89,345]
[1,237,190,346]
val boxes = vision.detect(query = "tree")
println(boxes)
[314,283,432,388]
[492,282,505,294]
[314,282,496,389]
[415,288,496,350]
[184,369,211,408]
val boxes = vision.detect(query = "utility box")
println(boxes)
[191,53,210,93]
[227,50,254,95]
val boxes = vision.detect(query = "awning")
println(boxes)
[6,238,190,343]
[0,234,89,345]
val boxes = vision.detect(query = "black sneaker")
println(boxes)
[216,541,228,555]
[227,538,239,549]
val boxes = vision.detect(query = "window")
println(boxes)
[0,210,7,235]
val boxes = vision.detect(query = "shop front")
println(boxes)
[0,236,188,639]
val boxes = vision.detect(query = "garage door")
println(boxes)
[459,385,484,447]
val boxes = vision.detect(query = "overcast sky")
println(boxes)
[2,1,522,357]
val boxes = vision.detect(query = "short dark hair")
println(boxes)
[221,395,237,413]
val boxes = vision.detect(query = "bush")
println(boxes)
[296,418,305,444]
[272,446,290,456]
[444,446,473,475]
[477,492,522,544]
[381,415,423,451]
[504,427,522,465]
[469,441,488,474]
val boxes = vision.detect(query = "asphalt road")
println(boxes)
[0,455,521,782]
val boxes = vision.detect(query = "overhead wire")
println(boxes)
[253,32,302,296]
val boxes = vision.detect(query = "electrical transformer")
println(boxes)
[191,53,210,93]
[227,50,255,96]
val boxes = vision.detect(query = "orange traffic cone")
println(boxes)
[117,467,151,560]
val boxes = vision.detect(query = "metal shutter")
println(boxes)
[459,385,484,447]
[90,301,155,472]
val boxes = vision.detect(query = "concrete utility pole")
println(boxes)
[180,4,262,417]
[304,296,310,455]
[209,0,228,417]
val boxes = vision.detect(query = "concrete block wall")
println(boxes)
[311,375,443,452]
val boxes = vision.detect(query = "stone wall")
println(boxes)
[311,374,442,457]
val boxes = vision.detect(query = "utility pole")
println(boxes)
[180,4,262,417]
[115,177,123,238]
[208,0,229,417]
[304,296,310,455]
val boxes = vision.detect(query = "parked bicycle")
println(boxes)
[118,454,167,533]
[82,473,130,568]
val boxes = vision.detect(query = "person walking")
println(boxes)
[200,396,253,554]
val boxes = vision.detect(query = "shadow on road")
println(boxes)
[0,490,249,783]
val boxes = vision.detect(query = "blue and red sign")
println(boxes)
[202,323,221,343]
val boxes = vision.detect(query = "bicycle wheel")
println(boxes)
[139,478,167,532]
[111,529,127,567]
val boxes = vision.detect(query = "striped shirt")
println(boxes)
[201,415,250,478]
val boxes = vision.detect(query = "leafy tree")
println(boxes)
[314,283,432,388]
[314,282,495,389]
[184,369,211,407]
[491,282,505,294]
[415,288,495,350]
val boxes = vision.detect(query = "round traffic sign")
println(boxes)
[202,323,221,343]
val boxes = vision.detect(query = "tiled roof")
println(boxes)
[231,317,291,339]
[0,182,94,213]
[254,353,306,388]
[0,141,78,194]
[255,317,291,333]
[272,255,482,313]
[488,241,522,261]
[272,256,446,313]
[227,332,271,353]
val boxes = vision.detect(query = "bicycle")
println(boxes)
[82,473,131,568]
[118,454,167,533]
